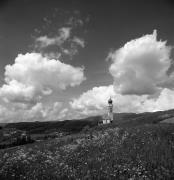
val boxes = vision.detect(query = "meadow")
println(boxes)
[0,122,174,180]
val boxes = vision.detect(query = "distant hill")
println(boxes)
[2,109,174,135]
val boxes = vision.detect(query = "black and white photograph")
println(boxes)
[0,0,174,179]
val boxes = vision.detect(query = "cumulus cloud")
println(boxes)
[70,85,148,117]
[70,85,115,117]
[0,80,37,103]
[108,30,173,95]
[0,53,85,104]
[0,101,64,123]
[0,52,86,123]
[70,85,174,118]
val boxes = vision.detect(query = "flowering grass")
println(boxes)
[0,123,174,179]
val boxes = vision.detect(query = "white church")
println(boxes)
[101,97,114,124]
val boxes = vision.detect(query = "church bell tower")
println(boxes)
[108,97,113,123]
[101,97,114,124]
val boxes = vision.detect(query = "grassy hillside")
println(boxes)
[0,123,174,179]
[114,109,174,126]
[1,110,174,179]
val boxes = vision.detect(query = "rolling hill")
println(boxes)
[0,109,174,179]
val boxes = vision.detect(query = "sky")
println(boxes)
[1,0,174,122]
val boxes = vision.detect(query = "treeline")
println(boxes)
[0,135,34,149]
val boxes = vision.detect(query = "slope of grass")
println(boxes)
[0,123,174,179]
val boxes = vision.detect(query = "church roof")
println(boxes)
[108,97,113,104]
